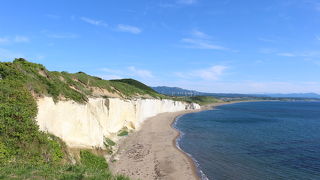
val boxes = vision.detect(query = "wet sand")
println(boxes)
[110,102,240,180]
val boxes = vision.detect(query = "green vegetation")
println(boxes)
[0,59,164,104]
[0,151,130,179]
[117,130,128,136]
[174,96,221,105]
[0,76,65,164]
[104,138,116,147]
[111,79,163,98]
[0,58,130,179]
[103,137,116,154]
[80,150,108,170]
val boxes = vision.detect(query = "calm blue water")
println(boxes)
[174,101,320,180]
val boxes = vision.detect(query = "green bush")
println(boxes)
[104,137,116,147]
[47,135,65,162]
[118,130,128,136]
[103,138,116,154]
[0,78,68,164]
[0,162,130,180]
[80,150,108,170]
[0,141,9,163]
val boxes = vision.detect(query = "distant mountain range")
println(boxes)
[152,86,320,99]
[152,86,203,96]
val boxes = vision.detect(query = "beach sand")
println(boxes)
[110,102,232,180]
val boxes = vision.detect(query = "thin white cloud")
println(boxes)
[176,65,228,81]
[258,48,320,58]
[0,37,9,44]
[178,0,198,5]
[181,30,227,50]
[14,36,29,43]
[191,30,210,39]
[300,51,320,58]
[159,0,197,8]
[194,65,227,80]
[128,66,153,78]
[0,36,29,44]
[181,38,226,50]
[275,51,320,58]
[80,17,108,27]
[258,48,320,66]
[117,24,142,34]
[316,35,320,41]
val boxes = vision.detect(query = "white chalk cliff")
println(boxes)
[36,97,200,148]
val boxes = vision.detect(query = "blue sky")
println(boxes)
[1,0,320,93]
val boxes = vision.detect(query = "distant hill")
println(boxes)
[152,86,320,99]
[152,86,203,96]
[152,86,256,98]
[111,78,160,97]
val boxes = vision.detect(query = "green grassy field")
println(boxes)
[173,96,221,105]
[0,150,129,180]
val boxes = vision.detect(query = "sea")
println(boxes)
[174,101,320,180]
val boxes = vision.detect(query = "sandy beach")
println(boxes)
[110,102,231,180]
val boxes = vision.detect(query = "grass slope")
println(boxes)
[0,59,130,179]
[0,59,164,104]
[0,150,129,180]
[111,78,162,98]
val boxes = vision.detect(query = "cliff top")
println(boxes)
[0,58,165,103]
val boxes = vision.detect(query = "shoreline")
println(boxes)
[110,100,257,180]
[171,101,244,180]
[171,114,204,180]
[110,109,200,180]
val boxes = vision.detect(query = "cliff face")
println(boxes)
[36,97,200,148]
